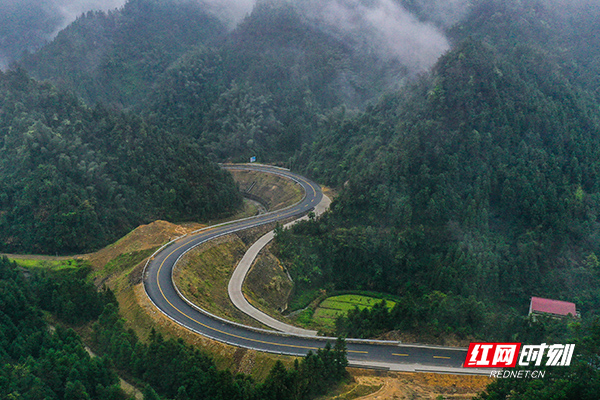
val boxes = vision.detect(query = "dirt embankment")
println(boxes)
[173,224,278,329]
[73,217,296,379]
[321,369,492,400]
[86,220,193,270]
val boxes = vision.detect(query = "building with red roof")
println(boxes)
[529,297,579,319]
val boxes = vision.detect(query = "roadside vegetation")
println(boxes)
[244,245,294,320]
[174,235,270,329]
[8,257,81,271]
[0,256,350,400]
[282,293,398,334]
[174,169,305,330]
[313,295,396,333]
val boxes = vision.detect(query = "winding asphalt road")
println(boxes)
[143,164,476,374]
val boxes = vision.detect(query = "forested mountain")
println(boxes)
[146,2,407,161]
[20,0,416,161]
[20,0,227,108]
[0,0,61,69]
[0,69,241,254]
[10,0,600,337]
[13,0,600,335]
[277,0,600,341]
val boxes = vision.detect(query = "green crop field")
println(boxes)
[311,294,396,331]
[8,258,81,271]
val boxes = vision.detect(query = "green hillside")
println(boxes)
[277,0,600,341]
[4,0,600,397]
[20,0,227,108]
[0,69,241,254]
[0,254,349,400]
[147,2,413,161]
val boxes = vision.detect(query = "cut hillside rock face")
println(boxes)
[229,169,304,212]
[245,247,294,313]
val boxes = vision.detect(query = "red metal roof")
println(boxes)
[530,297,577,317]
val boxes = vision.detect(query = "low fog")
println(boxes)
[0,0,470,72]
[203,0,470,72]
[0,0,126,68]
[300,0,457,72]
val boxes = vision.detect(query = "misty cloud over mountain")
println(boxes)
[203,0,470,72]
[299,0,454,72]
[0,0,126,68]
[1,0,471,72]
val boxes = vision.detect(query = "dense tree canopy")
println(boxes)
[0,257,125,400]
[0,69,241,254]
[6,0,600,397]
[277,0,600,343]
[20,0,412,161]
[20,0,227,108]
[0,255,349,400]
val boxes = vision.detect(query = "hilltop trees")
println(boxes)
[0,69,241,254]
[20,0,227,108]
[19,0,412,162]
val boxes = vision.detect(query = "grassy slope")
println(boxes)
[87,216,297,380]
[245,245,294,314]
[92,169,306,377]
[9,258,81,271]
[7,216,296,380]
[174,168,305,329]
[173,233,273,329]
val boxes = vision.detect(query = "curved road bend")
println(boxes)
[144,164,476,374]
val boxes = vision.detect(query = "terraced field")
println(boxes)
[313,294,396,331]
[7,257,82,271]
